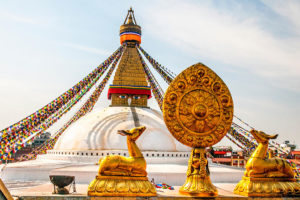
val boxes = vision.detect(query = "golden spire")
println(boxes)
[120,7,142,45]
[123,7,138,25]
[108,8,149,107]
[127,14,134,25]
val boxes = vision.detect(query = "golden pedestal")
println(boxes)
[88,175,156,197]
[235,129,300,197]
[234,176,300,197]
[179,148,218,197]
[87,126,156,197]
[180,175,217,197]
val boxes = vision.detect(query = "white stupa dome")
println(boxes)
[54,106,190,152]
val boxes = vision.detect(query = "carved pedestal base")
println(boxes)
[180,175,218,197]
[234,176,300,197]
[179,148,218,197]
[87,175,156,197]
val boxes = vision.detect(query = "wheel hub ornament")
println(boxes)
[163,63,233,196]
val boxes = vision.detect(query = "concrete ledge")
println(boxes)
[18,197,300,200]
[14,183,300,200]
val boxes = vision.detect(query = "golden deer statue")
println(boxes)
[234,129,300,197]
[245,129,295,178]
[88,126,156,197]
[98,126,147,177]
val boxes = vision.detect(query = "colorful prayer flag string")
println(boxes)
[138,45,175,84]
[18,45,125,161]
[0,46,123,141]
[136,47,164,110]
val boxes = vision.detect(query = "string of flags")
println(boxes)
[228,127,257,152]
[1,85,89,159]
[138,45,175,84]
[18,47,124,161]
[0,46,123,139]
[0,55,123,159]
[232,118,287,154]
[137,47,266,155]
[0,45,124,160]
[287,160,300,180]
[136,48,164,110]
[138,46,291,159]
[225,134,248,152]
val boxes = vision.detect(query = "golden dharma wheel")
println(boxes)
[163,63,234,148]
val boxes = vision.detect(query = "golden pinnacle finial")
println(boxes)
[127,14,134,24]
[120,7,142,45]
[123,7,137,25]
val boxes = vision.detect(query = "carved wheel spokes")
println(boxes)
[163,63,234,148]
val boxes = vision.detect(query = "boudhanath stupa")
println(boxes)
[1,8,247,192]
[40,8,191,164]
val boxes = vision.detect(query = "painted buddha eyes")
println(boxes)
[118,95,141,99]
[133,95,141,100]
[119,95,127,99]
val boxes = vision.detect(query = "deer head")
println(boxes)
[118,126,146,141]
[250,129,278,144]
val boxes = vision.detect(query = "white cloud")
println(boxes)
[141,0,300,91]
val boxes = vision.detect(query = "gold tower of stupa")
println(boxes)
[108,8,151,107]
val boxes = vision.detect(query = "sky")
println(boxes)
[0,0,299,148]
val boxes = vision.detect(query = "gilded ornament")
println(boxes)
[88,126,156,197]
[163,63,233,148]
[163,63,234,197]
[234,129,300,197]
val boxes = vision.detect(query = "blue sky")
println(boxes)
[0,0,299,148]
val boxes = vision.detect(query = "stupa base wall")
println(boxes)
[38,150,190,164]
